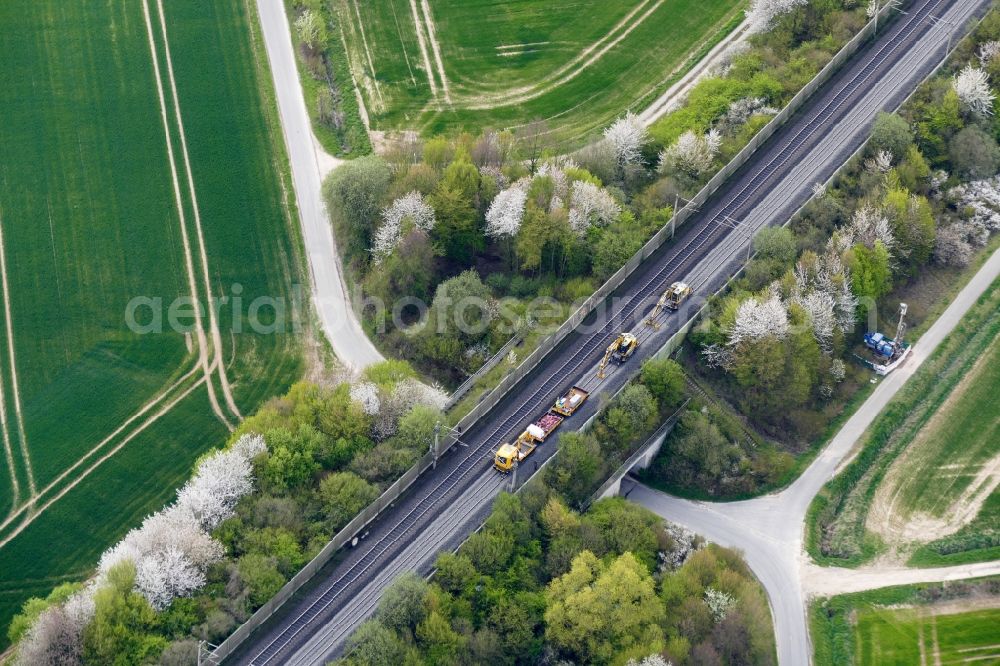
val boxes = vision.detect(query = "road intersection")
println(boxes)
[629,241,1000,664]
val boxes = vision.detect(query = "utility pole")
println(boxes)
[670,194,699,239]
[672,193,679,238]
[720,213,754,263]
[926,14,958,54]
[198,641,220,666]
[432,421,441,469]
[873,0,905,39]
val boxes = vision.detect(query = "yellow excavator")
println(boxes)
[645,282,693,329]
[597,332,639,379]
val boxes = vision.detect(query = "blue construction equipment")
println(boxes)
[863,331,896,359]
[857,303,911,375]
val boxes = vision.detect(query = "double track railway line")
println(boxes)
[233,0,983,661]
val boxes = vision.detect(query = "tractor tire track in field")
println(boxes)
[0,364,202,540]
[0,0,245,536]
[459,0,666,109]
[142,0,237,432]
[349,0,386,110]
[419,0,450,103]
[0,375,208,549]
[0,219,35,501]
[154,0,243,424]
[0,213,25,511]
[407,0,439,100]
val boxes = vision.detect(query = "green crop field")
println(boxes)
[854,606,1000,665]
[0,0,303,644]
[864,308,1000,549]
[808,279,1000,567]
[811,578,1000,665]
[338,0,745,146]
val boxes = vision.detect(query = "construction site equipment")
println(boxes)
[645,292,670,330]
[598,332,639,379]
[645,282,693,329]
[531,413,563,440]
[664,282,692,310]
[863,332,896,359]
[494,439,535,473]
[553,386,589,416]
[494,411,568,472]
[859,303,911,375]
[494,427,543,472]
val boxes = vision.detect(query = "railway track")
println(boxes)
[232,0,980,661]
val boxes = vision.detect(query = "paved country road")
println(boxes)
[629,240,1000,664]
[256,0,383,369]
[228,0,991,663]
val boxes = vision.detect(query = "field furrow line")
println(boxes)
[0,381,18,512]
[0,214,34,500]
[0,364,201,535]
[350,0,385,107]
[386,0,417,84]
[141,0,233,432]
[155,0,243,425]
[419,0,450,103]
[0,376,207,549]
[407,0,438,99]
[0,218,19,511]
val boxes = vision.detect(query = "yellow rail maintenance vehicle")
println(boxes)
[664,281,692,310]
[494,429,538,473]
[597,332,639,379]
[493,412,566,472]
[646,282,693,329]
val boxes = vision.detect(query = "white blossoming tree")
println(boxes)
[372,191,435,263]
[832,205,896,256]
[978,40,1000,66]
[135,545,206,611]
[704,587,736,623]
[659,129,722,176]
[485,185,528,239]
[794,290,837,352]
[175,436,260,530]
[746,0,808,33]
[373,377,448,440]
[91,435,267,611]
[567,181,621,234]
[478,164,508,190]
[349,381,381,416]
[864,149,893,174]
[626,655,673,666]
[723,97,778,130]
[13,589,94,666]
[294,10,325,50]
[98,505,224,610]
[953,64,995,115]
[603,111,648,179]
[536,163,570,201]
[935,223,974,266]
[728,293,790,347]
[948,176,1000,233]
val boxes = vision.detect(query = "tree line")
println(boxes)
[647,9,1000,499]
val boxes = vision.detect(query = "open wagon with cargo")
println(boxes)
[552,386,589,416]
[494,387,590,472]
